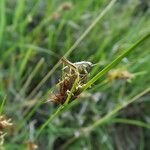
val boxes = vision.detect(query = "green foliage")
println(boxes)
[0,0,150,149]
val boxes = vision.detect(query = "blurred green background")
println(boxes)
[0,0,150,149]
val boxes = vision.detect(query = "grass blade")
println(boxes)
[85,87,150,132]
[83,32,150,90]
[111,118,150,129]
[13,0,25,29]
[0,0,6,45]
[0,95,6,115]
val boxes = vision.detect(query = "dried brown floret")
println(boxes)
[0,116,12,145]
[48,74,81,104]
[47,58,93,104]
[59,2,73,11]
[0,131,6,146]
[0,116,12,130]
[25,141,38,150]
[51,12,60,21]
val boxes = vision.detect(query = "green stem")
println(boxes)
[0,95,6,115]
[111,118,150,129]
[83,32,150,90]
[0,0,6,45]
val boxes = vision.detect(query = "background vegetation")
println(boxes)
[0,0,150,149]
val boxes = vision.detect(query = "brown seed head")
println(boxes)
[0,115,12,145]
[0,116,12,130]
[60,2,73,11]
[25,141,38,150]
[47,58,92,104]
[51,12,60,20]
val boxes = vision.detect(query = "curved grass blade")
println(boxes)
[111,118,150,129]
[83,32,150,91]
[84,87,150,132]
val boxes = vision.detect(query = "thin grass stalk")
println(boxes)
[111,118,150,129]
[0,0,5,45]
[0,96,6,115]
[84,87,150,132]
[83,32,150,91]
